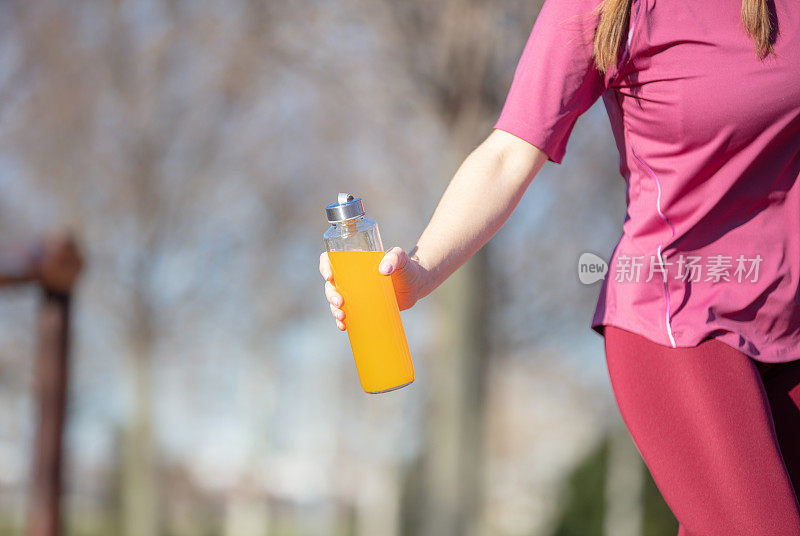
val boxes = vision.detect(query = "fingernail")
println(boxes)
[380,263,393,274]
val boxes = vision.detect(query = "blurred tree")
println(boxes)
[359,2,554,535]
[551,434,608,536]
[603,424,643,536]
[641,464,679,536]
[550,429,678,536]
[0,1,292,533]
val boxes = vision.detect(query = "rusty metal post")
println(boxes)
[27,290,71,536]
[23,234,83,536]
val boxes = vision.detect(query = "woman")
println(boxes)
[319,0,800,531]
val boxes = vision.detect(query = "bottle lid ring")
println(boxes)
[325,192,365,223]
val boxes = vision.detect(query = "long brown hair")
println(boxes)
[592,0,776,75]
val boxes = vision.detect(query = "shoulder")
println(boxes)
[530,0,606,53]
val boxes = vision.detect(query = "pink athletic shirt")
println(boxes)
[494,0,800,362]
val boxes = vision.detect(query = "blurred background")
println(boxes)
[0,0,679,535]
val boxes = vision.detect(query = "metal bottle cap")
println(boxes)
[325,192,365,223]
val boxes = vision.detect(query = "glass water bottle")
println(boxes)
[323,193,415,394]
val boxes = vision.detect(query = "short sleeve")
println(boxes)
[494,0,608,164]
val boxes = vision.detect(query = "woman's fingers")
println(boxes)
[320,252,345,330]
[325,280,342,306]
[379,246,407,276]
[325,283,345,330]
[329,302,345,320]
[319,252,333,281]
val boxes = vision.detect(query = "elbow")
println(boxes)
[483,128,549,189]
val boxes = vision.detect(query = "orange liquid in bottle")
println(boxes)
[328,250,414,393]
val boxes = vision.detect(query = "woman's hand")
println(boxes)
[319,246,427,331]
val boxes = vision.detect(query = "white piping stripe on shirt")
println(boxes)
[632,146,678,348]
[612,0,678,347]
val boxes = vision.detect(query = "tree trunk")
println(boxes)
[603,423,643,536]
[419,241,490,536]
[121,301,158,536]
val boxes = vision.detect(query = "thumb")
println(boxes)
[378,247,408,276]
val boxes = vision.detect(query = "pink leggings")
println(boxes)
[604,325,800,536]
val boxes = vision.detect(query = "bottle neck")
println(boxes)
[335,215,364,236]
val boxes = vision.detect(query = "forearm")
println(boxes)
[410,131,547,299]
